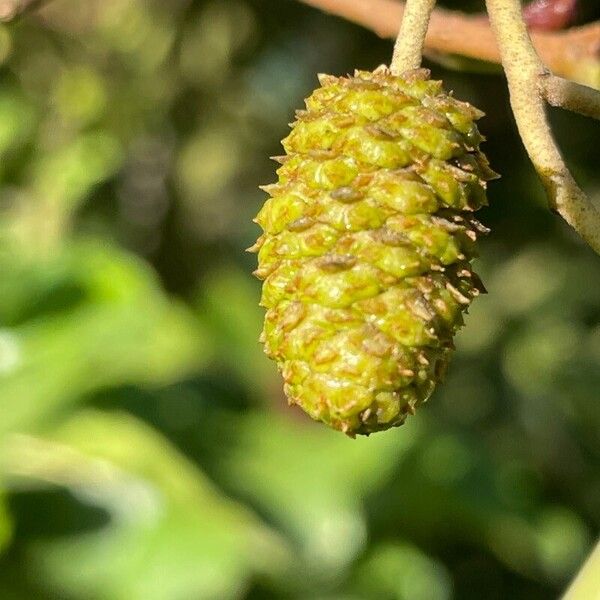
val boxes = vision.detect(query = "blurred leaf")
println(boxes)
[220,411,422,582]
[30,131,123,213]
[534,507,591,581]
[0,410,290,600]
[95,0,177,72]
[52,66,107,128]
[179,1,256,87]
[0,90,36,157]
[489,245,568,316]
[0,495,12,554]
[196,267,276,401]
[0,242,210,435]
[503,317,582,397]
[0,26,11,65]
[355,542,452,600]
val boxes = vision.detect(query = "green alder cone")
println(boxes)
[251,66,497,436]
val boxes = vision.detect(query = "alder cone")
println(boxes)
[251,66,497,435]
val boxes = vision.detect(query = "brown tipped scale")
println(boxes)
[251,66,497,435]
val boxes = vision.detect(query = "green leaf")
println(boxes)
[219,411,422,578]
[29,131,123,212]
[196,267,276,401]
[355,542,452,600]
[0,410,290,600]
[0,495,12,555]
[0,91,36,157]
[0,242,210,435]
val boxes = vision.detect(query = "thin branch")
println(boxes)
[299,0,600,89]
[0,0,45,21]
[486,0,600,254]
[541,74,600,120]
[562,541,600,600]
[391,0,437,73]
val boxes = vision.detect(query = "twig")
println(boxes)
[391,0,436,73]
[486,0,600,254]
[562,540,600,600]
[299,0,600,89]
[541,74,600,120]
[0,0,45,21]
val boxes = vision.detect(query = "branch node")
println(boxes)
[541,74,600,120]
[486,0,600,253]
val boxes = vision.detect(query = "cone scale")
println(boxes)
[251,66,496,435]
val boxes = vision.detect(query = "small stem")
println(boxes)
[391,0,437,73]
[486,0,600,253]
[562,541,600,600]
[541,74,600,120]
[0,0,45,21]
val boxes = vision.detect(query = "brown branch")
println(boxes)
[485,0,600,254]
[0,0,46,21]
[541,74,600,119]
[299,0,600,88]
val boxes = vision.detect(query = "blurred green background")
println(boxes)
[0,0,599,598]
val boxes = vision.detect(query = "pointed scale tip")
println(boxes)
[445,282,471,305]
[373,64,389,75]
[259,183,278,195]
[317,73,337,87]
